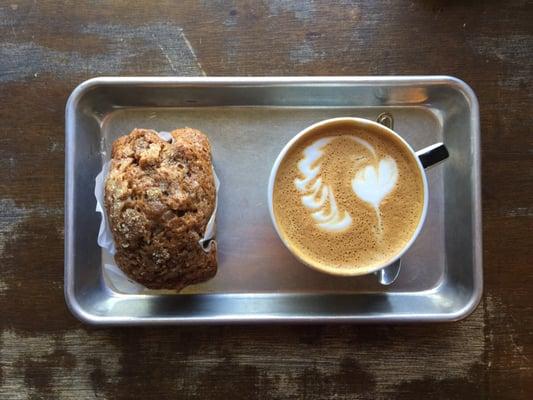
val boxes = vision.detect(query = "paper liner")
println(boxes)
[95,131,219,293]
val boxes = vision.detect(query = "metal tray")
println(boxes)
[65,76,482,325]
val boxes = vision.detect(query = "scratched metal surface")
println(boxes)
[1,0,532,399]
[68,77,475,324]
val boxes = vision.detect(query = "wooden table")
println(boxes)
[1,1,531,398]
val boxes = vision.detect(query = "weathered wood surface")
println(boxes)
[0,1,531,399]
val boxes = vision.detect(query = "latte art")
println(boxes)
[294,136,398,234]
[295,138,352,232]
[272,121,425,273]
[352,156,398,231]
[352,157,398,209]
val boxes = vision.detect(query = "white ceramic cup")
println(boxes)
[267,117,448,278]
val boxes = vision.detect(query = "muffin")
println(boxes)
[104,128,217,290]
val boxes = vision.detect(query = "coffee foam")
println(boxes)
[273,121,425,273]
[294,137,353,232]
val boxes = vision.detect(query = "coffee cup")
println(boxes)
[268,116,448,282]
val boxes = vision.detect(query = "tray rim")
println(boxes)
[64,75,482,325]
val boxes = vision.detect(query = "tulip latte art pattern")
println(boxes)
[295,136,398,234]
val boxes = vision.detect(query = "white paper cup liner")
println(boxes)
[94,131,220,294]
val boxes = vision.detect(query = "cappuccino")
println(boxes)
[272,121,425,274]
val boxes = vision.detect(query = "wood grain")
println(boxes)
[1,0,532,398]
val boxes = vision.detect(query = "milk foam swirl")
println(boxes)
[294,138,352,232]
[294,135,398,234]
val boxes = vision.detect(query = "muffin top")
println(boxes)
[104,128,217,290]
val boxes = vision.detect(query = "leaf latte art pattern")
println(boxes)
[294,136,399,235]
[294,138,352,232]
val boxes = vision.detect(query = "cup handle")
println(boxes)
[416,143,449,169]
[376,112,450,169]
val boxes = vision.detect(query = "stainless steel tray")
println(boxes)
[65,76,482,325]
